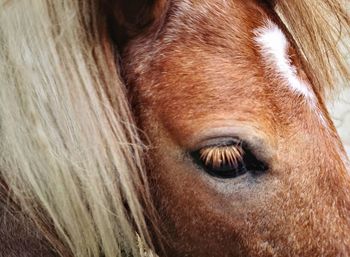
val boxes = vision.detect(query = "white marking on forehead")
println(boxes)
[253,21,330,128]
[254,21,316,102]
[254,21,350,173]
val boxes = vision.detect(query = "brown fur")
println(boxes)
[121,0,350,256]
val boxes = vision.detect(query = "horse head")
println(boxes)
[112,0,350,256]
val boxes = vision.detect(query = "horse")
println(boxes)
[0,0,350,256]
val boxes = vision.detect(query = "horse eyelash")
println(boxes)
[199,144,244,169]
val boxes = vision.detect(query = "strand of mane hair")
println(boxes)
[0,0,155,257]
[270,0,350,97]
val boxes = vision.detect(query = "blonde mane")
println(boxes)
[0,0,349,257]
[0,1,153,256]
[272,0,350,95]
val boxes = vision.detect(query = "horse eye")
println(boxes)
[190,139,268,179]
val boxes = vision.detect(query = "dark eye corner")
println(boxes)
[190,138,268,179]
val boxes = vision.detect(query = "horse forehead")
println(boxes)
[140,23,293,102]
[147,15,315,108]
[134,31,331,136]
[131,1,318,118]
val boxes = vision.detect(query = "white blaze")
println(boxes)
[253,21,330,128]
[254,21,348,173]
[254,21,316,102]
